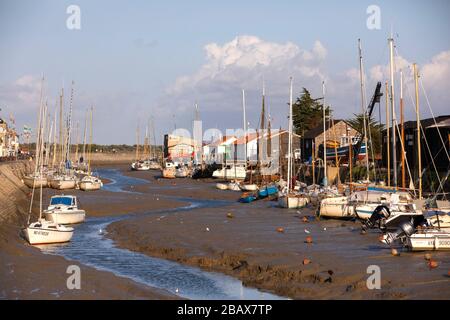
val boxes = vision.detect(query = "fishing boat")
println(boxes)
[49,174,77,190]
[44,195,86,224]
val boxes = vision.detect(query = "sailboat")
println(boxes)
[48,84,78,190]
[278,78,309,209]
[24,83,74,245]
[238,89,257,192]
[79,107,103,191]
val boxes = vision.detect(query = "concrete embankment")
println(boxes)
[0,160,34,226]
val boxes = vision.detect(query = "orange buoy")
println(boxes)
[302,258,311,265]
[227,213,234,219]
[302,216,308,223]
[276,227,285,233]
[305,236,313,244]
[424,253,432,261]
[428,260,438,269]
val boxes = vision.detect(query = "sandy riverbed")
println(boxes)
[0,162,184,299]
[107,166,450,300]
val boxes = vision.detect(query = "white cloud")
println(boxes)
[157,35,329,131]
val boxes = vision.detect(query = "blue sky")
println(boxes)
[1,0,449,144]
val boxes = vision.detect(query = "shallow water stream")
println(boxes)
[39,169,285,300]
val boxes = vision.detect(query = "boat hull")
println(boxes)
[162,168,176,179]
[406,232,450,251]
[79,181,102,191]
[45,210,86,224]
[216,183,228,190]
[242,184,258,191]
[50,179,77,190]
[23,176,48,188]
[319,196,355,219]
[278,195,309,209]
[24,225,74,245]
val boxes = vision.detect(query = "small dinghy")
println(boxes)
[227,181,241,191]
[239,192,257,203]
[406,229,450,251]
[241,184,258,191]
[278,193,309,209]
[258,185,278,198]
[216,183,228,190]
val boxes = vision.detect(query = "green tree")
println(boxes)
[292,88,331,136]
[346,113,385,156]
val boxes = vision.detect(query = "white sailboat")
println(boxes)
[79,107,103,191]
[24,82,74,245]
[278,77,309,209]
[44,195,86,224]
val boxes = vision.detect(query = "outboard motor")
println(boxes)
[381,221,415,244]
[381,215,427,244]
[362,205,391,231]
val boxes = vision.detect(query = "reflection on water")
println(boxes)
[39,169,285,300]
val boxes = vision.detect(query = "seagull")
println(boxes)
[98,228,103,235]
[323,227,327,231]
[206,227,210,232]
[304,229,310,234]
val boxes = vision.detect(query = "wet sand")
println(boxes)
[0,162,183,299]
[108,167,450,299]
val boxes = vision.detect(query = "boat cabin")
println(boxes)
[48,195,78,208]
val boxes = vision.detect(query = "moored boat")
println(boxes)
[44,195,86,224]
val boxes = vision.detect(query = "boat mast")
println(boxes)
[88,106,93,176]
[358,39,370,181]
[242,89,247,165]
[59,88,64,166]
[389,35,398,189]
[52,102,57,168]
[82,109,88,164]
[385,81,390,187]
[413,63,422,199]
[400,70,406,189]
[322,81,327,187]
[135,124,140,161]
[287,77,293,191]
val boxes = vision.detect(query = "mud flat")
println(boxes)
[0,161,179,299]
[108,168,450,300]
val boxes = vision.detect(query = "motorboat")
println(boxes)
[44,195,86,224]
[79,175,103,191]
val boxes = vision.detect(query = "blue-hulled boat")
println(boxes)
[258,185,278,198]
[239,193,257,203]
